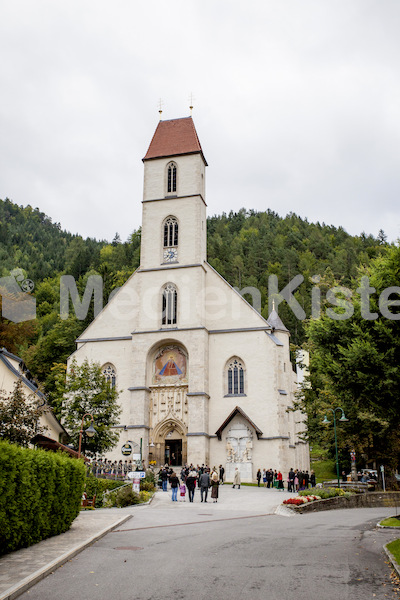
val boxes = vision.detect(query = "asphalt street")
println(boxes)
[17,486,400,600]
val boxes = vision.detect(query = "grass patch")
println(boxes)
[312,459,336,484]
[380,517,400,527]
[387,539,400,564]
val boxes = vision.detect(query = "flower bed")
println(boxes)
[283,495,321,506]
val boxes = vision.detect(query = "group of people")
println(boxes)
[158,463,222,503]
[256,468,316,491]
[86,458,140,479]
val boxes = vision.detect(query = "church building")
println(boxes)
[68,116,309,480]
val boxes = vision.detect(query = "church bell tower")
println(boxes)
[140,117,208,270]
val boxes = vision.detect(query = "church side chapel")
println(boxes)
[68,116,309,481]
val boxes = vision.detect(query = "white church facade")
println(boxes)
[68,117,309,480]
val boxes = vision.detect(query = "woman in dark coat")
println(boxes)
[257,469,262,487]
[186,470,197,502]
[210,470,219,502]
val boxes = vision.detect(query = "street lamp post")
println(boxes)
[78,413,96,458]
[322,407,349,488]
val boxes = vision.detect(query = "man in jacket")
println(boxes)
[199,469,210,502]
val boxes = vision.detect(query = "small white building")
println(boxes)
[68,117,309,480]
[0,347,67,445]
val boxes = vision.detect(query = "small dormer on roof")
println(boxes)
[266,309,289,333]
[143,117,207,165]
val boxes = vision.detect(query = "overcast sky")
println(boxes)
[1,1,399,244]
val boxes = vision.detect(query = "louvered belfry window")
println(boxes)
[167,163,177,193]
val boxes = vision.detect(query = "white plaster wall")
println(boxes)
[141,196,206,269]
[143,154,205,201]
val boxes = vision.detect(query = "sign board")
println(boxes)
[132,453,141,461]
[127,471,146,479]
[121,443,132,456]
[132,482,140,493]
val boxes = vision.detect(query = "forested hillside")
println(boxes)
[0,198,387,410]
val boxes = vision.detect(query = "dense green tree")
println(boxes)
[298,243,400,468]
[57,359,121,456]
[0,379,45,445]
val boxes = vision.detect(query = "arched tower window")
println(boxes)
[163,216,178,247]
[167,162,177,193]
[102,363,116,388]
[226,357,245,395]
[162,283,177,325]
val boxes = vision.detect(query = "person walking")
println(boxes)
[219,464,225,484]
[232,467,241,489]
[179,482,186,501]
[210,469,219,502]
[160,467,168,492]
[169,471,179,502]
[199,469,210,502]
[186,470,197,502]
[257,469,262,487]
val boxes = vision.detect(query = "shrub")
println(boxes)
[115,486,140,507]
[144,469,156,485]
[0,441,85,555]
[298,487,347,499]
[84,474,126,508]
[140,480,155,492]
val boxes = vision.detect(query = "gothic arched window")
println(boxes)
[102,363,116,388]
[226,357,245,395]
[162,283,177,325]
[163,216,179,248]
[167,162,177,193]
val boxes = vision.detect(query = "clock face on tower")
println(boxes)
[163,247,178,262]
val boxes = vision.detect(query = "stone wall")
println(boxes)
[292,491,400,513]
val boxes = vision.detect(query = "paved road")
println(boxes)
[17,486,400,600]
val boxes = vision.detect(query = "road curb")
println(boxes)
[0,514,132,600]
[383,544,400,578]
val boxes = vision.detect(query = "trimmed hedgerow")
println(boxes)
[84,474,126,508]
[0,441,85,555]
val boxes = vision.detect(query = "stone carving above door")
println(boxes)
[225,422,253,463]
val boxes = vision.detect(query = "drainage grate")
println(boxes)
[113,546,143,551]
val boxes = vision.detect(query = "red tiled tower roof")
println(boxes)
[143,117,207,165]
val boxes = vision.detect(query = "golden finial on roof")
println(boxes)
[158,98,163,119]
[189,92,194,116]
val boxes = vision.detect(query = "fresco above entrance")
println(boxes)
[153,346,188,385]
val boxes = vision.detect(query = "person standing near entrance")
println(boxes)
[232,467,241,489]
[199,469,210,502]
[211,469,219,502]
[169,471,179,501]
[186,470,197,502]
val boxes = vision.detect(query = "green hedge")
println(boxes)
[84,474,126,507]
[0,441,86,555]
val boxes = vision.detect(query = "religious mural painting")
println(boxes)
[152,345,187,385]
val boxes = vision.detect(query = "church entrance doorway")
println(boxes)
[165,439,182,466]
